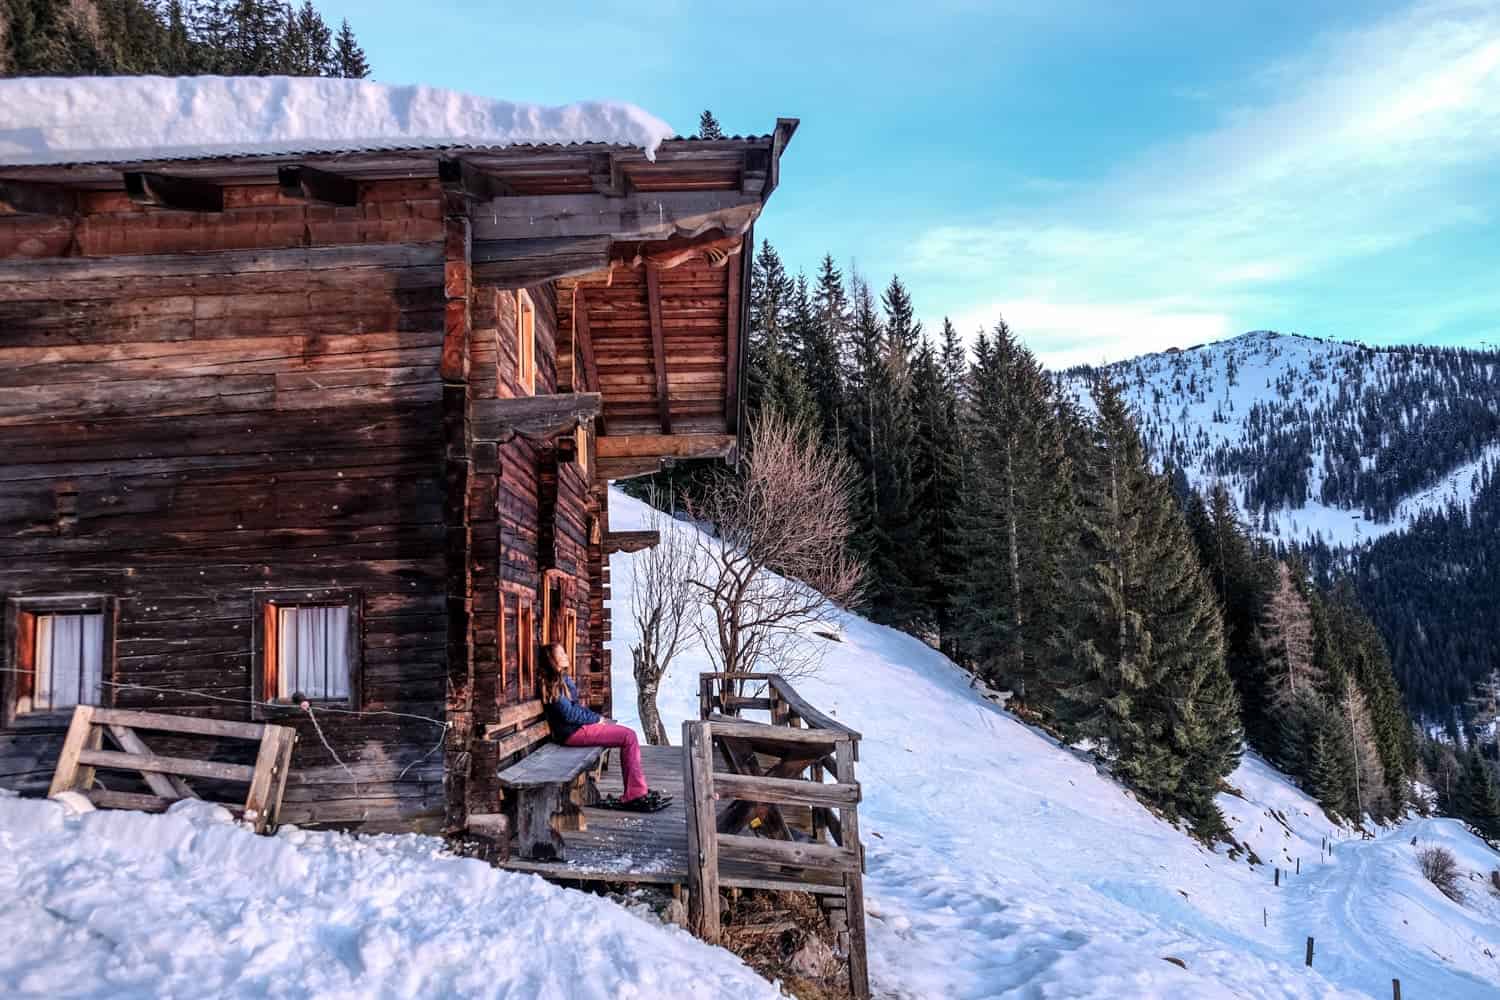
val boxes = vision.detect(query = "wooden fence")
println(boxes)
[689,672,868,999]
[48,705,297,833]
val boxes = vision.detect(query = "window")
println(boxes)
[516,289,537,394]
[254,590,361,712]
[5,596,114,727]
[518,599,536,697]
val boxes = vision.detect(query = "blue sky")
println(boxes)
[342,0,1500,366]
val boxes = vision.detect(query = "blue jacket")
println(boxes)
[546,677,601,743]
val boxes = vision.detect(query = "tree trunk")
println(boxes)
[633,647,670,746]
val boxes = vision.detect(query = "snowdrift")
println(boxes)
[0,793,779,999]
[0,76,676,166]
[606,487,1500,999]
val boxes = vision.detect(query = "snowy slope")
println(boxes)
[0,792,782,1000]
[1066,330,1500,548]
[607,488,1500,999]
[0,77,676,166]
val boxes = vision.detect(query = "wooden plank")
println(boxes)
[717,834,860,872]
[472,237,611,287]
[573,287,601,395]
[725,249,742,430]
[707,719,845,748]
[85,789,174,813]
[267,727,296,829]
[684,720,721,943]
[769,677,862,742]
[490,699,545,733]
[440,157,514,201]
[602,530,659,555]
[47,705,98,796]
[91,706,268,741]
[77,749,257,783]
[244,725,290,833]
[645,266,673,434]
[106,724,195,800]
[837,738,869,999]
[496,742,603,787]
[490,719,553,761]
[278,165,360,207]
[712,772,860,810]
[471,393,601,442]
[124,171,224,212]
[595,433,735,460]
[469,190,762,242]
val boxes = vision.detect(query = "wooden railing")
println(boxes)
[687,672,868,999]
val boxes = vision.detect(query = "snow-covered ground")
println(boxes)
[0,792,781,999]
[3,485,1496,999]
[607,488,1500,999]
[0,76,676,166]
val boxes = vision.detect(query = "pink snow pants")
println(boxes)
[565,722,648,800]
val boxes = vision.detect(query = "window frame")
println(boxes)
[516,288,537,395]
[518,598,536,698]
[251,588,363,719]
[3,595,116,730]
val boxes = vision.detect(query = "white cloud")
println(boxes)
[948,299,1231,369]
[908,0,1500,363]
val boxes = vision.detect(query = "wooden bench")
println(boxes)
[487,699,605,861]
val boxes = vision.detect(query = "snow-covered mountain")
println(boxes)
[1067,330,1500,549]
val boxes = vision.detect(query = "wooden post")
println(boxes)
[1296,857,1300,875]
[1275,867,1280,887]
[699,675,713,722]
[683,721,721,943]
[48,705,98,796]
[1262,907,1266,928]
[836,737,869,999]
[1392,978,1401,1000]
[1305,936,1315,967]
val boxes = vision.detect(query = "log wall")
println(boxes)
[0,180,453,826]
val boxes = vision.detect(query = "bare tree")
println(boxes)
[1264,562,1318,702]
[687,411,863,690]
[628,493,697,745]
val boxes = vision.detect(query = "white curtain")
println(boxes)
[33,613,104,712]
[276,605,349,701]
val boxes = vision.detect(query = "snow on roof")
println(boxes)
[0,76,678,168]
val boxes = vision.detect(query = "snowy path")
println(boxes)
[607,488,1500,999]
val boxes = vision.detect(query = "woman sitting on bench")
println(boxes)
[540,643,671,813]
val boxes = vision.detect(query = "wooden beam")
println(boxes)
[594,457,665,481]
[123,171,224,212]
[472,237,611,287]
[726,248,743,430]
[0,180,77,216]
[471,392,601,442]
[645,266,673,434]
[439,157,513,201]
[470,190,762,242]
[603,530,660,555]
[590,152,629,197]
[277,164,359,206]
[596,433,736,461]
[762,118,799,203]
[572,287,602,395]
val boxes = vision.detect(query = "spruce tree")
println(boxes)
[1059,378,1238,831]
[280,1,333,75]
[803,255,847,451]
[697,110,724,139]
[333,17,368,78]
[744,241,810,425]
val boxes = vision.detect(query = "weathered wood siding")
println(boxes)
[0,180,452,826]
[462,278,609,816]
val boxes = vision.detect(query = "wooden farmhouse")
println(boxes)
[0,118,797,831]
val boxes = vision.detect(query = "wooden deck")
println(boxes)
[499,744,847,894]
